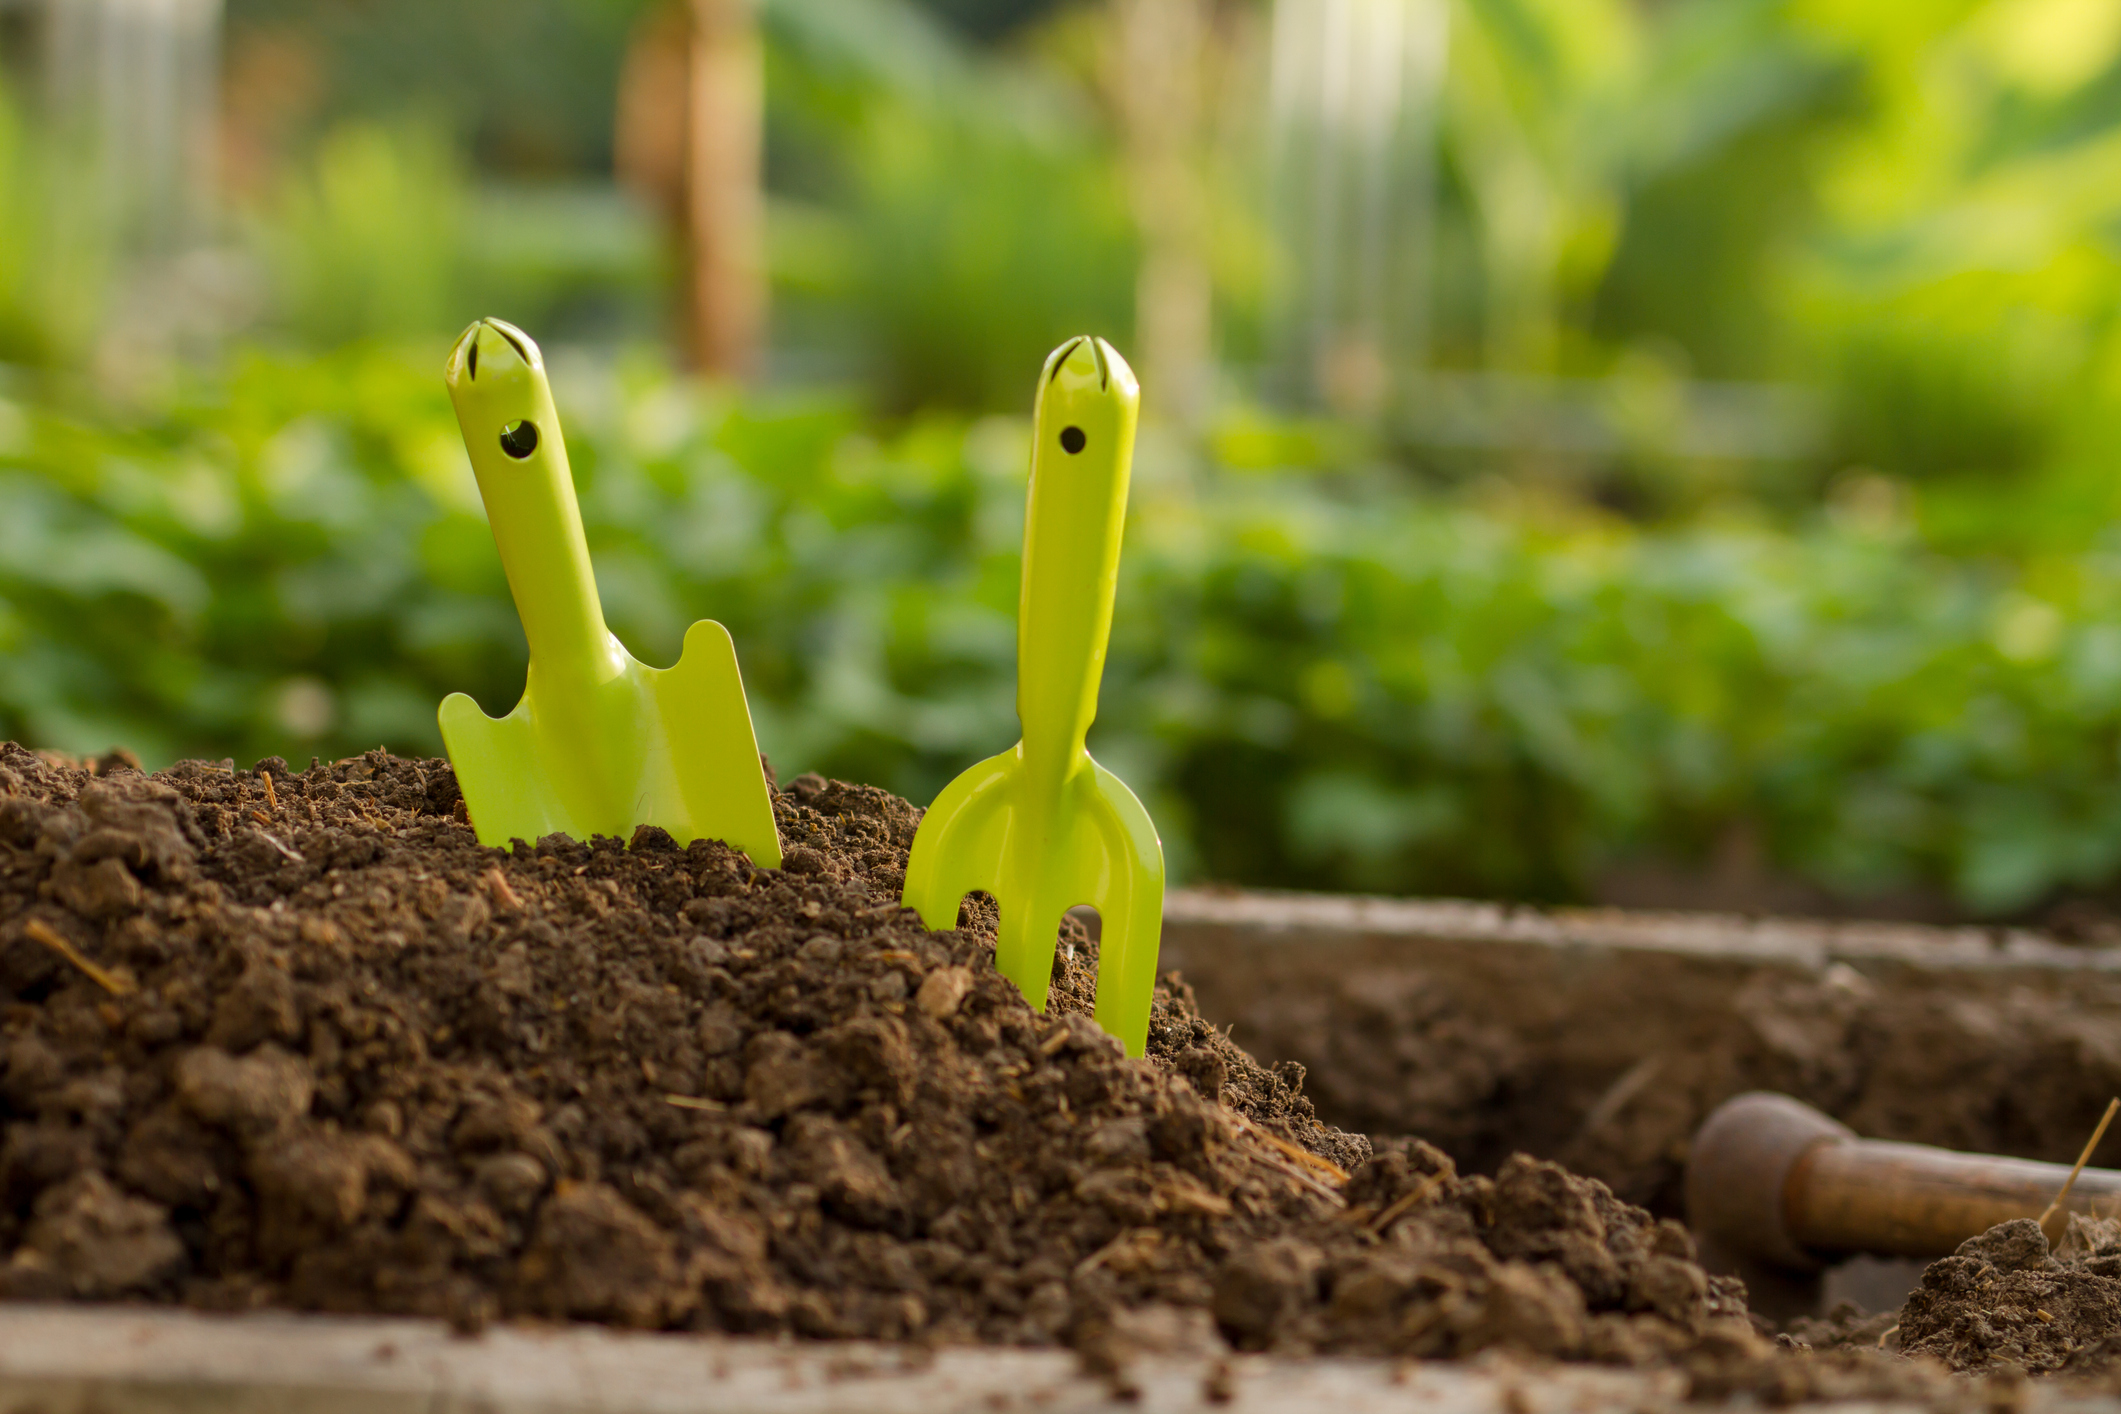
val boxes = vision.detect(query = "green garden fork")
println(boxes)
[436,318,781,867]
[901,336,1165,1055]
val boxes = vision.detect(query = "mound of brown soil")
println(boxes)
[0,744,1756,1368]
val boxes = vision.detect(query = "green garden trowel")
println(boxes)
[901,336,1165,1055]
[436,318,780,867]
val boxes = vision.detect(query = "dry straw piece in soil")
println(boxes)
[0,744,1774,1370]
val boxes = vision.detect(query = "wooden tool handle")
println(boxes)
[1689,1092,2121,1271]
[1790,1137,2121,1258]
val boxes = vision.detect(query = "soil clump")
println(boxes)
[0,744,1772,1369]
[1897,1217,2121,1376]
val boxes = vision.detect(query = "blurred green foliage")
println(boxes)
[197,0,1138,410]
[187,0,2121,473]
[256,122,665,348]
[0,83,113,369]
[224,0,645,175]
[8,343,2121,918]
[9,0,2121,919]
[762,0,1138,408]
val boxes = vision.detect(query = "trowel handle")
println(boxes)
[1688,1092,2121,1270]
[446,319,616,673]
[1016,337,1140,772]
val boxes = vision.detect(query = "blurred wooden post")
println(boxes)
[1116,0,1212,425]
[617,0,764,379]
[683,0,763,378]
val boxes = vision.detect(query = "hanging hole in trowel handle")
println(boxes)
[499,421,539,459]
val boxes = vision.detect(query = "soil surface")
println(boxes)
[1897,1218,2121,1375]
[0,745,1771,1373]
[1756,1216,2121,1393]
[1217,928,2121,1223]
